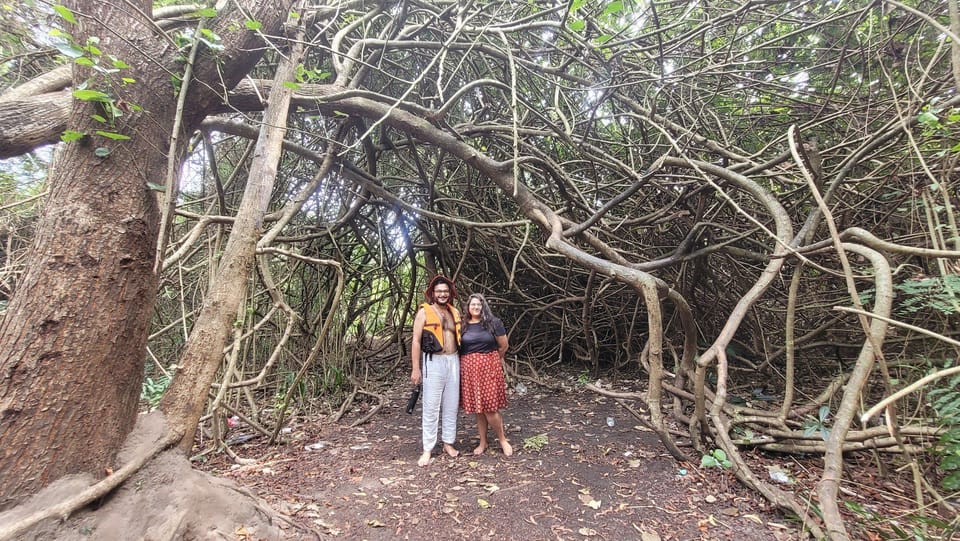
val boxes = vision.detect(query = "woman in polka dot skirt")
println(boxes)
[459,293,513,456]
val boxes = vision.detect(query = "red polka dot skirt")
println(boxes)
[459,351,508,413]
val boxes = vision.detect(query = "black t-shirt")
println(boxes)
[459,318,506,355]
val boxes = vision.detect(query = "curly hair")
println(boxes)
[424,275,456,303]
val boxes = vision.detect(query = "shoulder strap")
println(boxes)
[424,303,442,323]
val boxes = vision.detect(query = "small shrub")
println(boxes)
[803,405,832,440]
[929,370,960,491]
[701,448,732,469]
[522,433,549,451]
[141,374,170,411]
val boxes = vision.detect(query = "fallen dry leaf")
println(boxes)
[640,529,661,541]
[578,493,601,509]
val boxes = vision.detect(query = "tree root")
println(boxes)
[350,389,384,427]
[0,428,182,541]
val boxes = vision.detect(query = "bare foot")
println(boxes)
[499,439,513,457]
[472,444,487,456]
[443,443,460,458]
[417,451,432,467]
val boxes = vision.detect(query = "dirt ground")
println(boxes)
[4,370,949,540]
[197,375,804,541]
[12,367,941,540]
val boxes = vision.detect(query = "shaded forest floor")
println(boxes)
[196,370,801,540]
[195,367,949,540]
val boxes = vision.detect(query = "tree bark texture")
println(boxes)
[0,0,293,508]
[0,1,171,508]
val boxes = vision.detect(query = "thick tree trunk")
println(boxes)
[0,2,172,509]
[0,0,293,509]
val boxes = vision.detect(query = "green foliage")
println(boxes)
[894,274,960,316]
[522,433,548,451]
[929,369,960,491]
[916,106,960,156]
[860,274,960,318]
[700,448,732,469]
[95,130,130,141]
[320,366,346,394]
[191,7,219,19]
[273,370,307,409]
[803,405,832,440]
[198,28,223,51]
[295,64,331,84]
[60,130,83,142]
[49,22,140,145]
[52,5,77,25]
[140,374,170,411]
[846,500,955,540]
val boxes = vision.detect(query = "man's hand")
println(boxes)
[411,367,422,385]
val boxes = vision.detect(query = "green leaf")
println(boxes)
[73,89,111,102]
[90,114,107,123]
[244,19,263,31]
[60,130,84,142]
[54,42,84,59]
[917,111,938,126]
[201,28,216,39]
[74,57,94,67]
[94,147,112,158]
[193,7,218,18]
[282,81,301,90]
[818,405,830,422]
[53,5,77,24]
[112,59,130,69]
[569,19,585,32]
[95,131,130,141]
[602,1,624,15]
[942,471,960,491]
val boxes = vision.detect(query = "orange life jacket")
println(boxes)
[421,302,461,349]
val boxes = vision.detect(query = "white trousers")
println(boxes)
[421,352,459,452]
